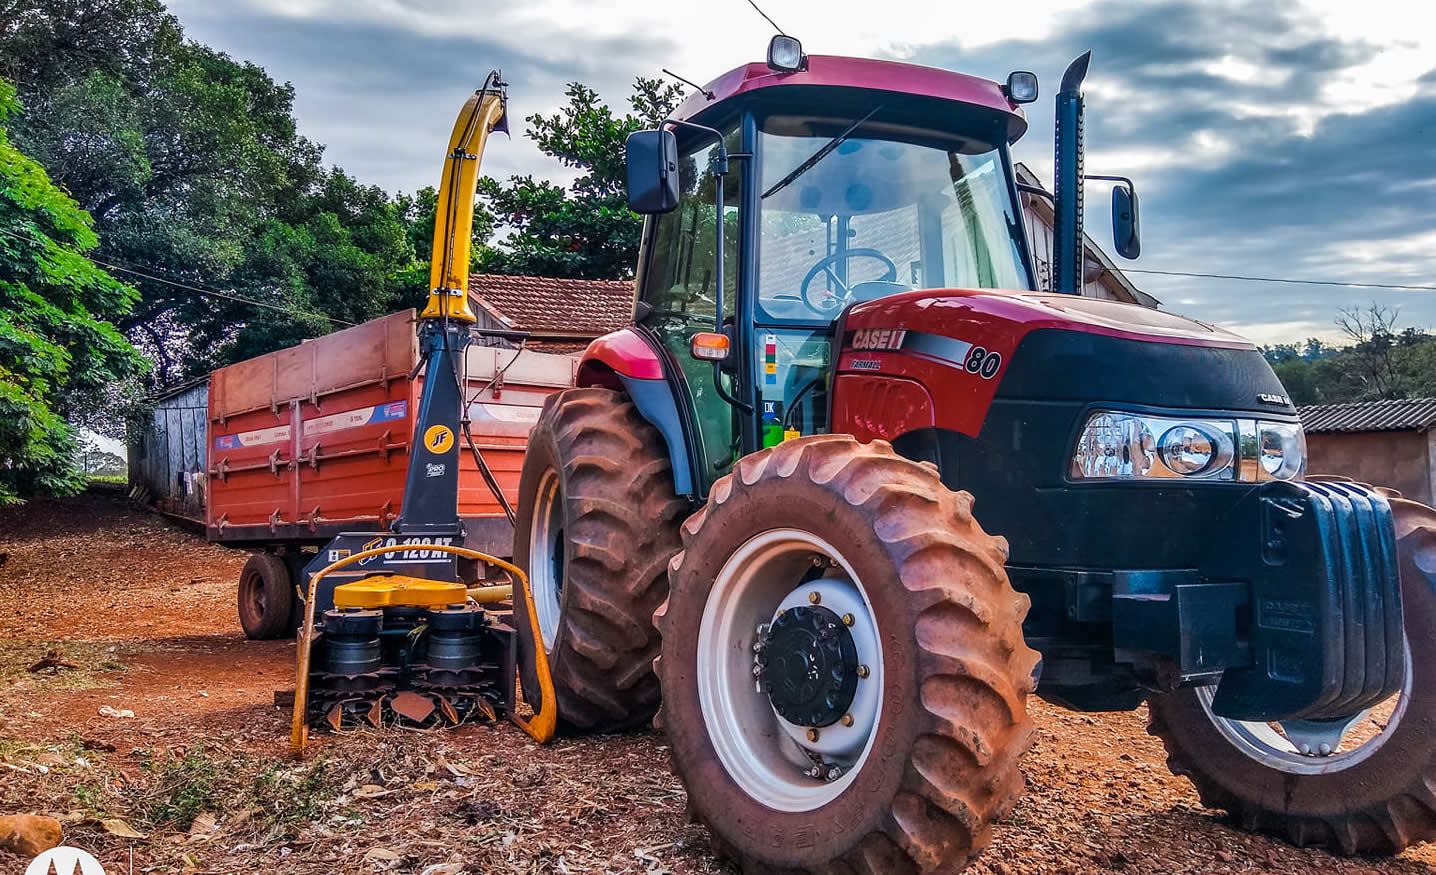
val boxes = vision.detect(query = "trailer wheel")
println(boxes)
[237,552,294,640]
[1148,496,1436,855]
[657,436,1038,872]
[513,388,687,732]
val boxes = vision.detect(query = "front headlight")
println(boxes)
[1257,421,1306,480]
[1071,410,1302,483]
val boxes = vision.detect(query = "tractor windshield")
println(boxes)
[756,115,1030,323]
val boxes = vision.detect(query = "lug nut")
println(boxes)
[751,664,763,678]
[856,664,870,679]
[808,591,821,605]
[825,766,843,781]
[841,613,854,626]
[811,555,826,567]
[840,714,854,727]
[806,727,820,742]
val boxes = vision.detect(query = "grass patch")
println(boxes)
[0,640,129,692]
[126,746,337,837]
[140,747,220,830]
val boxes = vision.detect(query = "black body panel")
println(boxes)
[893,328,1405,719]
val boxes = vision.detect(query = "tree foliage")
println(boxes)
[0,78,144,502]
[476,77,683,279]
[0,0,423,388]
[1263,304,1436,405]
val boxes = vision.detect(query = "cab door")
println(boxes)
[634,126,744,495]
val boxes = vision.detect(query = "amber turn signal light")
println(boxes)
[690,332,731,362]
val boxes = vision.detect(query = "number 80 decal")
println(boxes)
[964,346,1003,379]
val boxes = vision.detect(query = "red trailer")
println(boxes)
[206,308,576,637]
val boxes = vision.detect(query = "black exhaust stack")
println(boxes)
[1052,52,1091,295]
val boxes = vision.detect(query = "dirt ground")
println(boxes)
[0,492,1433,874]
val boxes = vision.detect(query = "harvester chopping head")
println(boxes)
[289,73,555,753]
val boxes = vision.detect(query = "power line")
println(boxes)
[94,259,355,326]
[744,0,788,35]
[0,226,354,326]
[1122,267,1436,293]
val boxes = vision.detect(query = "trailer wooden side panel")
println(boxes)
[206,310,575,552]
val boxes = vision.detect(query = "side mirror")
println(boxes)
[625,129,680,214]
[1112,183,1141,259]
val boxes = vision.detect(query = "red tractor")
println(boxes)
[513,39,1436,872]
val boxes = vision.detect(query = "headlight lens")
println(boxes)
[1071,410,1297,482]
[1072,412,1154,478]
[1157,425,1216,475]
[1258,421,1306,480]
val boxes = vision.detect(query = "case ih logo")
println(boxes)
[849,328,907,351]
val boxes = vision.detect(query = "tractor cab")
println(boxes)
[619,45,1129,496]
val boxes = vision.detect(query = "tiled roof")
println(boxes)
[468,273,634,336]
[1299,398,1436,434]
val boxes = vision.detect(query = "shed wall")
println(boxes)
[1306,430,1434,505]
[128,381,210,521]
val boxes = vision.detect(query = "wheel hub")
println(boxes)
[759,605,858,728]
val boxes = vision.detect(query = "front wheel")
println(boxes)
[1148,496,1436,854]
[657,436,1039,872]
[512,388,687,732]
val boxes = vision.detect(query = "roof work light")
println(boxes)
[767,35,806,72]
[1004,71,1039,103]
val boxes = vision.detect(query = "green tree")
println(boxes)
[1264,304,1436,405]
[0,78,145,502]
[1,0,419,386]
[476,77,683,279]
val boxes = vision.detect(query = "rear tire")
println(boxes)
[238,552,294,640]
[513,388,687,732]
[657,436,1039,872]
[1148,496,1436,854]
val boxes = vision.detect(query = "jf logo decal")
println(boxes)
[423,425,454,454]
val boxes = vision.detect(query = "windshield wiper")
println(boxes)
[762,105,883,200]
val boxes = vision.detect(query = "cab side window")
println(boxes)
[640,126,742,488]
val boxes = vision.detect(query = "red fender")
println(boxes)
[577,328,664,387]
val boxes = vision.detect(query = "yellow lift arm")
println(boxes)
[421,73,509,323]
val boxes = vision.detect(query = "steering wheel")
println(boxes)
[799,248,899,312]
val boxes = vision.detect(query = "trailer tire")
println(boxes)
[1148,496,1436,855]
[238,552,294,640]
[657,436,1039,872]
[514,388,687,732]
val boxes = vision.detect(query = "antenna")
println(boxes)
[661,67,716,100]
[744,0,787,34]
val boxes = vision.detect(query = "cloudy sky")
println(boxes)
[166,0,1436,345]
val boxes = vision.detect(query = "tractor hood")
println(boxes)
[844,288,1254,352]
[837,287,1291,439]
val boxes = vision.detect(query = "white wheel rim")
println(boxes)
[528,468,564,651]
[1195,639,1412,775]
[697,528,884,812]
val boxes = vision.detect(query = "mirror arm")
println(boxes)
[1084,173,1135,189]
[1015,183,1053,202]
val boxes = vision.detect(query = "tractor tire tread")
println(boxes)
[657,436,1037,873]
[515,387,686,732]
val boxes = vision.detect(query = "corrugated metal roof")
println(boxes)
[1299,398,1436,434]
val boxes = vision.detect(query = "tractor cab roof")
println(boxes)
[674,54,1029,143]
